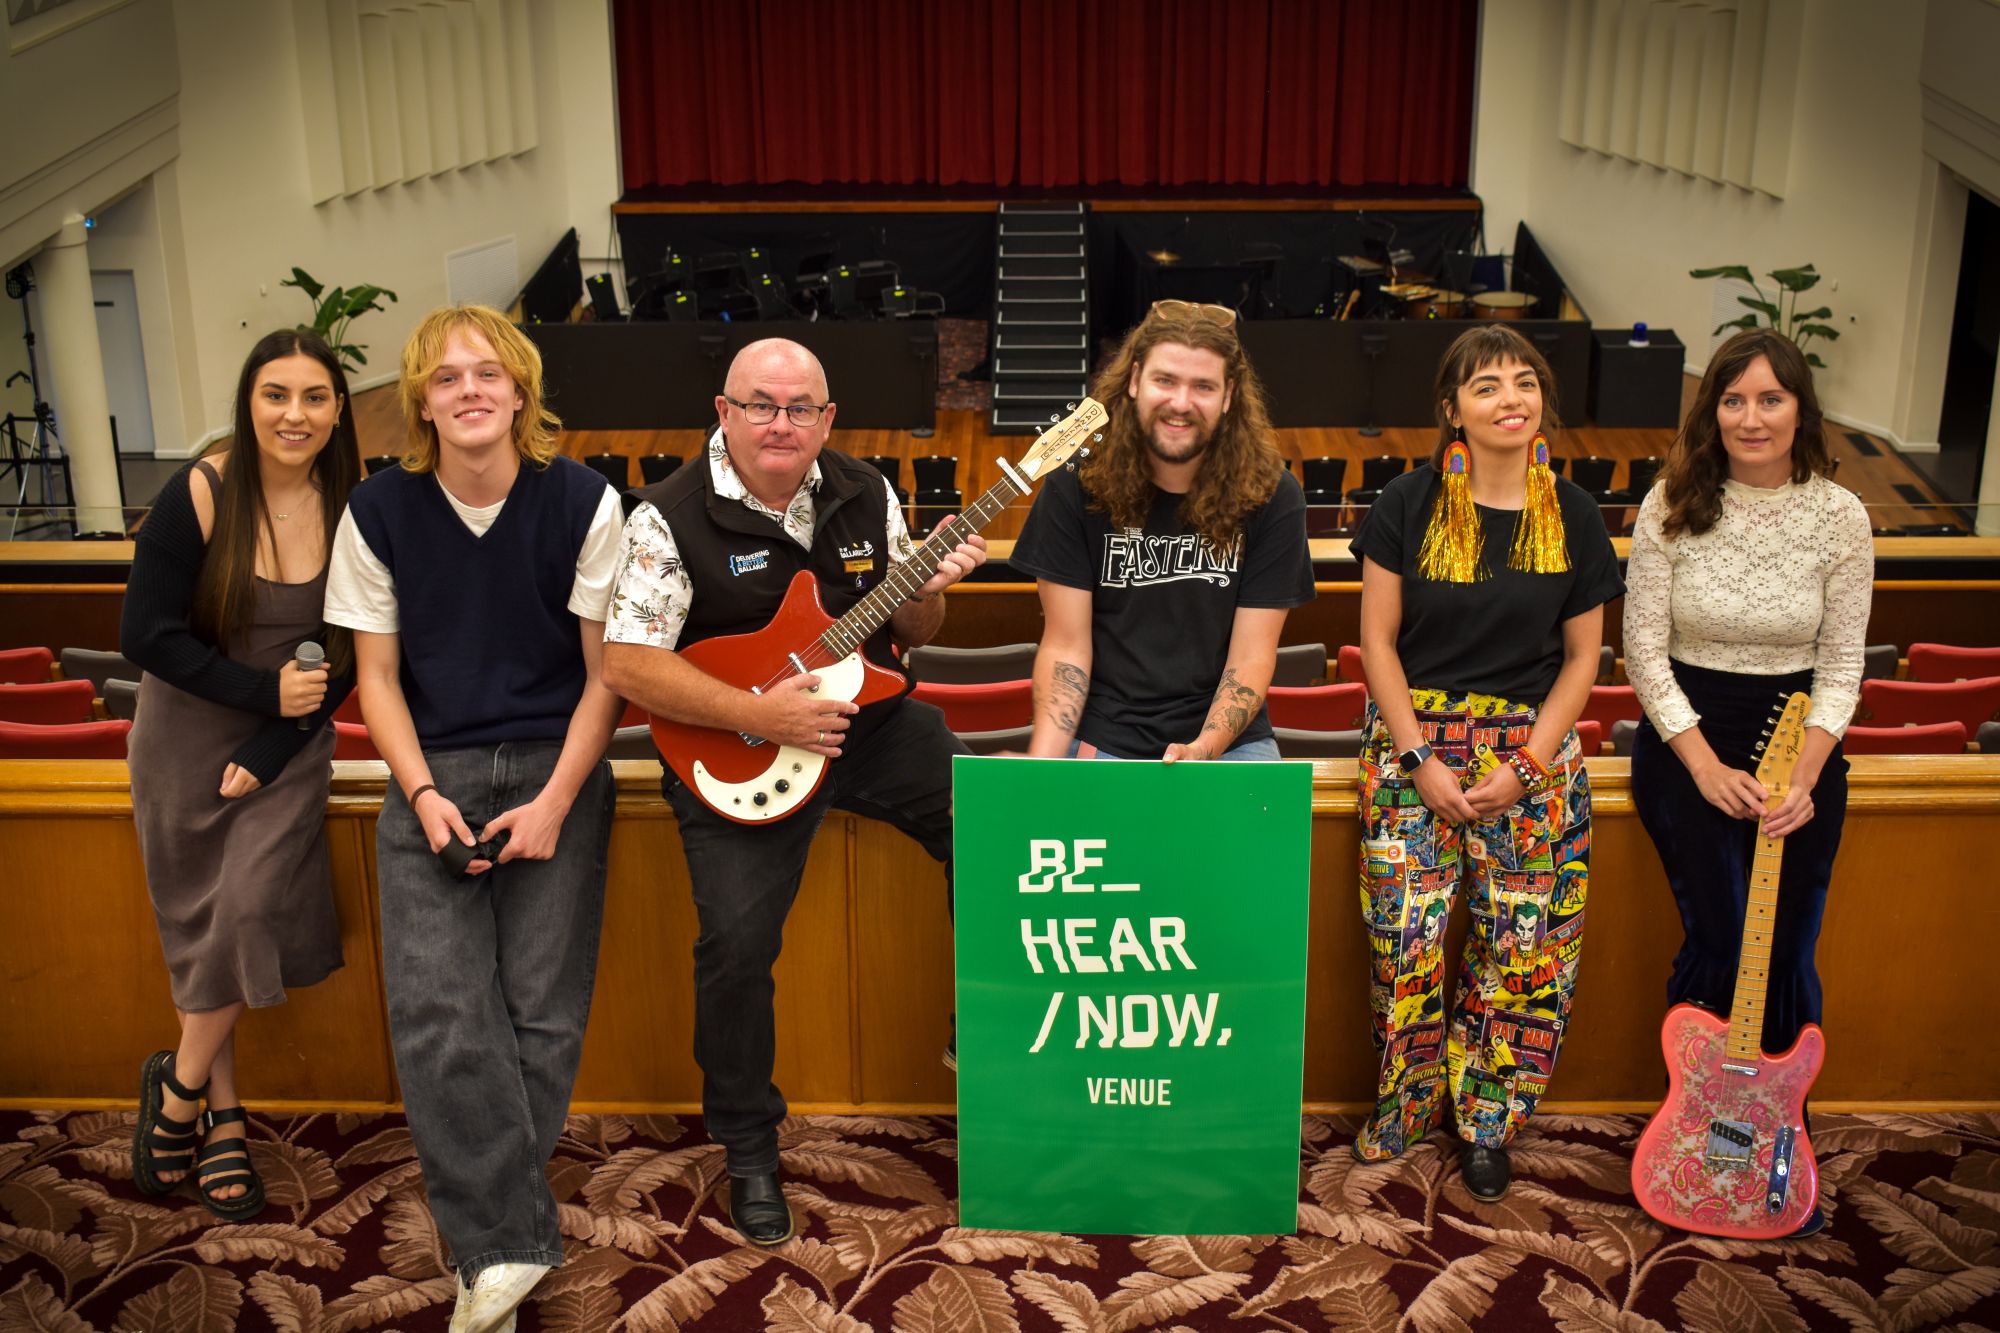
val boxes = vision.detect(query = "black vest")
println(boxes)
[349,456,606,749]
[628,447,912,731]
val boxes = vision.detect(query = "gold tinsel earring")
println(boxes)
[1509,433,1570,573]
[1417,437,1484,582]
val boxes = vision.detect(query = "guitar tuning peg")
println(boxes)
[1092,432,1103,442]
[1050,413,1060,423]
[1079,446,1092,458]
[1065,402,1076,411]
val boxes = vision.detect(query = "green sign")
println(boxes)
[953,756,1312,1235]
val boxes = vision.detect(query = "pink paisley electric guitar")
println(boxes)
[1631,692,1821,1238]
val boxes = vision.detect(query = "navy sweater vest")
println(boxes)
[349,456,607,749]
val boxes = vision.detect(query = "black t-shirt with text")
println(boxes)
[1350,464,1623,702]
[1011,465,1316,758]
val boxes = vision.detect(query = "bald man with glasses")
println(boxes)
[602,338,984,1246]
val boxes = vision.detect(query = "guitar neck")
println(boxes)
[817,472,1027,660]
[1723,790,1787,1067]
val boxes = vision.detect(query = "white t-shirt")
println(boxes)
[325,476,625,634]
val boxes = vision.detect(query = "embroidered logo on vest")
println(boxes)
[729,549,771,576]
[838,539,876,560]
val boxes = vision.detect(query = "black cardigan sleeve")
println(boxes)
[119,464,284,717]
[227,670,354,786]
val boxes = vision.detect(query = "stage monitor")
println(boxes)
[518,228,583,324]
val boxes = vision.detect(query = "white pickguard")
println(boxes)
[690,650,867,821]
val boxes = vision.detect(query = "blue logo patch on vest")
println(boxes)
[729,549,771,576]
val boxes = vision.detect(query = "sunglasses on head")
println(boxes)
[1149,299,1239,326]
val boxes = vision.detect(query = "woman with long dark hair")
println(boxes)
[1624,328,1871,1235]
[121,329,360,1219]
[1350,324,1622,1201]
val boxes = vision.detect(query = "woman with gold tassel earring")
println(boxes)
[1348,324,1623,1201]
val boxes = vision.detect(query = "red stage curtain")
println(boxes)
[614,0,1475,191]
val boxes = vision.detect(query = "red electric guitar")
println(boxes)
[1631,691,1821,1238]
[649,398,1109,824]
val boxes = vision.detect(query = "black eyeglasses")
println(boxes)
[725,396,831,427]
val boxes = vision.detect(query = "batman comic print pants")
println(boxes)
[1354,688,1591,1158]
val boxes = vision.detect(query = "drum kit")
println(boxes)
[1331,252,1538,323]
[1381,282,1536,322]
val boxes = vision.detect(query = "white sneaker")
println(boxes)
[448,1261,549,1333]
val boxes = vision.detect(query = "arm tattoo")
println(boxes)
[1041,660,1090,732]
[1199,666,1264,744]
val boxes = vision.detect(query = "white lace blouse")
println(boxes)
[1623,475,1874,739]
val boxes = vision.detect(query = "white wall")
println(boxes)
[3,0,623,458]
[163,0,620,454]
[0,0,180,274]
[1473,0,1929,441]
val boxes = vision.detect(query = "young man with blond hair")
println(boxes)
[325,304,623,1333]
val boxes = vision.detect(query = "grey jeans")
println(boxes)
[377,742,613,1283]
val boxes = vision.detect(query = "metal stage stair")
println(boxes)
[990,202,1091,434]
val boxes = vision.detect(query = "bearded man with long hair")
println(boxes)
[1013,301,1315,762]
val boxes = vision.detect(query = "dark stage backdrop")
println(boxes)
[614,0,1477,191]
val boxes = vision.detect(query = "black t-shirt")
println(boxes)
[1011,465,1317,757]
[1350,465,1622,702]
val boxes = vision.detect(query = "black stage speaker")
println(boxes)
[586,273,623,322]
[1589,327,1685,428]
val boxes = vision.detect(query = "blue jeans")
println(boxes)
[1069,734,1283,761]
[663,698,961,1176]
[377,742,614,1282]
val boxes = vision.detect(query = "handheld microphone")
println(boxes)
[294,640,325,730]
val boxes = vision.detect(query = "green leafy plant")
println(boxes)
[1690,263,1840,368]
[280,267,398,372]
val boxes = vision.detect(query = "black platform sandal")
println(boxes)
[192,1106,266,1221]
[132,1050,205,1196]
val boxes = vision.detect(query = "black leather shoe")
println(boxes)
[1459,1143,1511,1202]
[727,1170,794,1246]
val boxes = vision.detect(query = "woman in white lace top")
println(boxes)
[1624,328,1872,1235]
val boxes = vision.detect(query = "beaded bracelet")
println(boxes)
[1506,748,1553,794]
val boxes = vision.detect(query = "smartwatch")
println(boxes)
[1396,743,1434,775]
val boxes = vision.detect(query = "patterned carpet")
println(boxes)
[2,1108,1996,1331]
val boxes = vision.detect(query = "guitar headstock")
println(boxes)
[1753,691,1812,790]
[1015,399,1109,481]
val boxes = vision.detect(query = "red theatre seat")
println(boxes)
[910,679,1034,734]
[0,718,131,758]
[1580,685,1643,730]
[1266,683,1368,732]
[1573,720,1603,756]
[1841,722,1967,755]
[333,692,365,724]
[333,721,383,761]
[1859,676,2000,733]
[1906,643,2000,683]
[0,679,97,724]
[0,646,54,684]
[1335,644,1368,692]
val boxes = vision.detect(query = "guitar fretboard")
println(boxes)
[816,473,1028,662]
[1722,692,1809,1070]
[1724,803,1786,1067]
